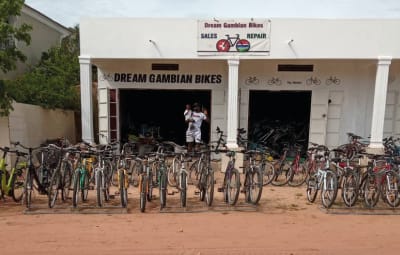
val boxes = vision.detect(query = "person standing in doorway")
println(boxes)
[185,102,208,152]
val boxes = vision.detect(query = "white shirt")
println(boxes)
[185,111,206,131]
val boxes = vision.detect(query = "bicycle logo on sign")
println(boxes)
[245,76,259,85]
[100,73,114,82]
[326,76,341,85]
[306,76,321,86]
[267,77,282,86]
[216,34,251,52]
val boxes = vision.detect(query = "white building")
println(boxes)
[79,18,400,153]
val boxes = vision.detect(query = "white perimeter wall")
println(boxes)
[0,103,76,148]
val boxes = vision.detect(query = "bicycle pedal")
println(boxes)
[240,190,246,194]
[217,187,224,192]
[194,191,200,195]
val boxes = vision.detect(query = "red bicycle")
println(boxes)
[216,34,250,52]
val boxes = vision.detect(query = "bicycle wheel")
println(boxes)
[168,157,179,187]
[226,168,240,206]
[262,162,275,186]
[288,163,308,187]
[306,175,318,203]
[48,169,60,208]
[248,167,263,205]
[24,170,33,209]
[205,170,214,206]
[364,174,380,208]
[119,169,128,208]
[72,170,80,208]
[180,171,187,207]
[139,176,147,212]
[159,171,167,209]
[81,171,89,202]
[11,166,27,202]
[147,172,153,202]
[321,171,338,208]
[198,166,207,201]
[96,171,104,207]
[341,171,359,207]
[271,160,292,186]
[188,160,200,185]
[382,171,400,208]
[61,162,73,201]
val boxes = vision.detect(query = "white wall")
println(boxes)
[80,18,400,59]
[7,103,76,147]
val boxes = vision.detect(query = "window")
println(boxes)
[109,89,118,141]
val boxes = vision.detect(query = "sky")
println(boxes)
[25,0,400,28]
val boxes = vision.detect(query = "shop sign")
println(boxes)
[100,72,222,84]
[197,19,271,55]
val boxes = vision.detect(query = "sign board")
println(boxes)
[197,19,271,56]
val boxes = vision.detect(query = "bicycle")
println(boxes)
[287,145,307,187]
[116,152,130,208]
[216,34,250,52]
[245,76,259,85]
[306,76,321,85]
[136,154,155,212]
[326,76,341,85]
[306,147,338,208]
[12,141,49,208]
[359,154,400,208]
[267,77,282,86]
[242,150,263,204]
[72,150,94,208]
[0,147,27,202]
[47,144,76,208]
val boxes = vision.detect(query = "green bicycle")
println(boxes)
[72,152,92,208]
[0,147,27,202]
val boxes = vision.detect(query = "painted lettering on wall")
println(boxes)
[101,73,223,84]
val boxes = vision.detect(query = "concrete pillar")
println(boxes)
[226,58,240,149]
[367,56,392,154]
[79,55,94,143]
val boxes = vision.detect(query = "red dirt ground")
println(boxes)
[1,175,400,255]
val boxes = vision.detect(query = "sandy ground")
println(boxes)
[1,172,400,255]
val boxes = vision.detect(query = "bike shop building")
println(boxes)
[79,18,400,153]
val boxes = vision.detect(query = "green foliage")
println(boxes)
[5,26,80,112]
[0,0,32,73]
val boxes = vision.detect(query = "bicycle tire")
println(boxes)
[188,160,200,185]
[180,172,187,207]
[382,171,400,208]
[248,167,263,205]
[61,162,73,201]
[271,160,292,186]
[199,166,207,201]
[321,171,338,208]
[24,170,33,209]
[262,162,275,186]
[96,171,104,207]
[147,171,153,202]
[139,176,147,212]
[288,163,308,187]
[11,167,27,202]
[306,176,318,203]
[168,157,179,187]
[119,169,128,208]
[205,170,214,206]
[159,171,167,208]
[226,168,240,206]
[364,174,380,208]
[72,170,80,208]
[341,171,359,207]
[81,172,89,202]
[48,169,60,208]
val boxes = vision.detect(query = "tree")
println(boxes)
[0,0,32,73]
[5,26,80,113]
